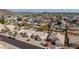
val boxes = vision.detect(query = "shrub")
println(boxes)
[73,44,79,49]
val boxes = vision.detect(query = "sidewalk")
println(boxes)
[16,34,46,48]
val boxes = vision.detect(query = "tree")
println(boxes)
[17,17,22,21]
[71,20,78,24]
[0,16,5,24]
[13,32,17,37]
[56,20,62,25]
[73,44,79,49]
[55,15,62,20]
[37,23,49,32]
[1,28,9,34]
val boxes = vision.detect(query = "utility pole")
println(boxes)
[64,18,69,47]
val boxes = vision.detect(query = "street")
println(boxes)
[0,34,43,49]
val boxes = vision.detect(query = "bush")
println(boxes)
[0,19,5,24]
[73,44,79,49]
[17,17,22,21]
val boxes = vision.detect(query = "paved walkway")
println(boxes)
[0,41,6,49]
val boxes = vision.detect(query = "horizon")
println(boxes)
[10,9,79,13]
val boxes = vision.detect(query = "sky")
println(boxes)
[10,9,79,12]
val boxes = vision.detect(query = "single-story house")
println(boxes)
[69,35,79,45]
[18,29,49,42]
[48,32,65,46]
[0,23,5,32]
[18,29,35,38]
[33,31,49,41]
[6,25,15,34]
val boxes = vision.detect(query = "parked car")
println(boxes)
[20,32,28,38]
[7,32,15,39]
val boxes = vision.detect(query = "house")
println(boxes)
[0,23,5,32]
[18,29,49,42]
[56,33,65,45]
[18,29,35,38]
[69,35,79,45]
[33,31,49,41]
[47,32,65,46]
[6,25,15,34]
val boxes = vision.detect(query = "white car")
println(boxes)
[7,32,15,39]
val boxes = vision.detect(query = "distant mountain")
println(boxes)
[0,9,12,14]
[10,9,79,13]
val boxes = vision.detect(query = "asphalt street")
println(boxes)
[0,34,43,49]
